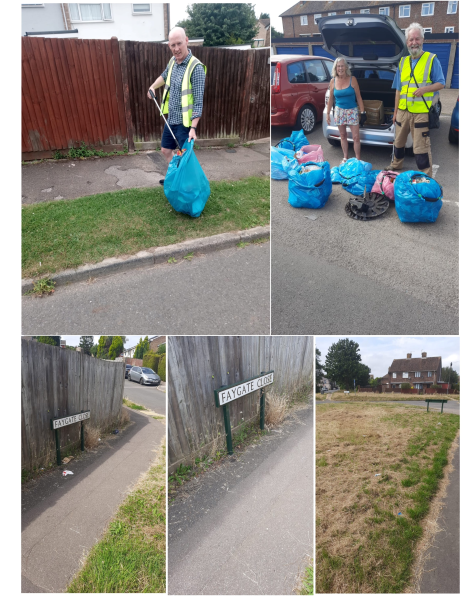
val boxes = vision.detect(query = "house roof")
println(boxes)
[280,1,407,18]
[259,18,270,28]
[389,356,441,372]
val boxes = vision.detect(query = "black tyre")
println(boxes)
[141,378,145,385]
[327,137,341,147]
[296,104,316,134]
[128,374,131,381]
[449,126,458,144]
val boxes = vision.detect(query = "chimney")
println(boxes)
[407,353,412,359]
[422,352,427,358]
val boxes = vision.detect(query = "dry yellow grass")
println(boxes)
[330,392,459,402]
[265,391,290,428]
[84,425,101,450]
[316,402,459,593]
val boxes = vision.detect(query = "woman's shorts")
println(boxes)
[334,106,359,126]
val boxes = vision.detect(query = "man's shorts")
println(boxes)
[161,123,190,150]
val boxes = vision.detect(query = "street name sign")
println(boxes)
[51,411,91,430]
[215,372,274,407]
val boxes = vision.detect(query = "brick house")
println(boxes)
[381,352,442,390]
[280,1,459,37]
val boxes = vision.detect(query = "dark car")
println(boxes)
[125,364,132,379]
[271,54,334,134]
[449,96,459,144]
[128,366,161,386]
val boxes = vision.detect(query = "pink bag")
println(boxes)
[371,170,399,201]
[296,144,324,164]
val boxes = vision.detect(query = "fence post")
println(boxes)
[239,50,256,142]
[119,40,135,151]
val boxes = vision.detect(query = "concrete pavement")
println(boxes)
[168,405,313,595]
[22,242,270,334]
[21,409,165,593]
[22,143,270,205]
[124,379,166,415]
[419,439,460,594]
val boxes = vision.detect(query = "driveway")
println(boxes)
[124,378,166,415]
[271,117,459,335]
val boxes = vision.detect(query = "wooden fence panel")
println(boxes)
[22,36,127,159]
[21,339,125,471]
[168,336,313,469]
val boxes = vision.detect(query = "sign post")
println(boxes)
[214,371,274,456]
[50,410,91,466]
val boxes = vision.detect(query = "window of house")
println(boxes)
[428,371,433,377]
[132,4,151,14]
[301,15,308,26]
[345,10,352,14]
[393,373,397,378]
[327,12,337,16]
[69,3,112,21]
[415,372,421,377]
[379,7,390,15]
[447,1,458,14]
[21,4,45,6]
[422,2,435,16]
[403,372,408,378]
[399,5,411,17]
[314,13,322,23]
[423,27,432,33]
[360,8,371,13]
[445,26,455,32]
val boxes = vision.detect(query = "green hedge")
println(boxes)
[158,355,166,382]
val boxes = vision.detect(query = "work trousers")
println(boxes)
[390,109,432,176]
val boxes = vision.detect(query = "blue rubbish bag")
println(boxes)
[271,146,296,180]
[330,158,379,195]
[287,161,332,209]
[394,171,443,223]
[164,139,210,218]
[275,129,307,152]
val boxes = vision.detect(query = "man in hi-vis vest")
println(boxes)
[387,23,444,176]
[147,27,206,184]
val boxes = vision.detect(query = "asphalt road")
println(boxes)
[22,409,165,592]
[124,379,166,415]
[22,243,270,334]
[168,405,313,595]
[271,118,459,335]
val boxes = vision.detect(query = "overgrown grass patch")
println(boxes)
[316,403,459,593]
[22,177,270,279]
[299,563,314,595]
[123,398,147,411]
[67,446,166,593]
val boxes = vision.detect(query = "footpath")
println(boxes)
[168,405,313,595]
[21,409,165,593]
[21,142,270,205]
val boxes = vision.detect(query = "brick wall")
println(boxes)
[125,357,143,367]
[283,1,459,37]
[149,336,166,353]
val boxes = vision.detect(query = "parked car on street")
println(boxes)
[319,14,441,151]
[449,97,459,144]
[271,54,334,134]
[128,366,161,386]
[125,364,132,378]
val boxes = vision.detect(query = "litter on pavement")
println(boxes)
[62,470,74,476]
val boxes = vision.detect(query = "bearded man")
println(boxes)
[387,23,445,176]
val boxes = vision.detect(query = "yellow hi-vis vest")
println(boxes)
[398,51,436,113]
[160,54,206,127]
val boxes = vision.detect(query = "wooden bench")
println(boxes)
[424,398,448,413]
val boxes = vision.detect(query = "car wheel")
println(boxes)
[296,104,316,134]
[140,378,145,385]
[327,138,341,147]
[449,126,458,144]
[128,374,131,381]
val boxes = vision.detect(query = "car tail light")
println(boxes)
[273,63,281,93]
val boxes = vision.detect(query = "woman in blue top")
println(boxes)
[326,58,366,164]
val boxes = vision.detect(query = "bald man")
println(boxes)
[148,27,206,183]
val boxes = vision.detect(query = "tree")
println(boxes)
[157,342,166,355]
[315,348,324,393]
[177,3,259,47]
[79,336,94,356]
[401,382,411,390]
[90,344,98,357]
[441,365,459,386]
[97,336,114,359]
[324,338,370,391]
[259,12,270,19]
[369,377,382,387]
[271,25,284,39]
[158,354,166,382]
[134,336,150,359]
[109,336,124,360]
[35,336,60,346]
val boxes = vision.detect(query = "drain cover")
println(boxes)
[345,192,389,221]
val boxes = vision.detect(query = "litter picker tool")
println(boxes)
[148,89,181,150]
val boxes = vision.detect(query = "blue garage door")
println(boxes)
[276,46,309,55]
[312,45,333,58]
[451,44,459,89]
[423,42,451,80]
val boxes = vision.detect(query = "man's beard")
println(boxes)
[409,44,423,57]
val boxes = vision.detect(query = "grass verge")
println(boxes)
[316,403,459,593]
[22,176,270,279]
[67,445,166,593]
[123,398,147,411]
[299,563,314,595]
[329,392,459,402]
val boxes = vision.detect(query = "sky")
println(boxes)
[317,337,460,379]
[58,335,155,351]
[170,2,274,30]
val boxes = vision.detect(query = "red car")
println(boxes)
[271,54,334,134]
